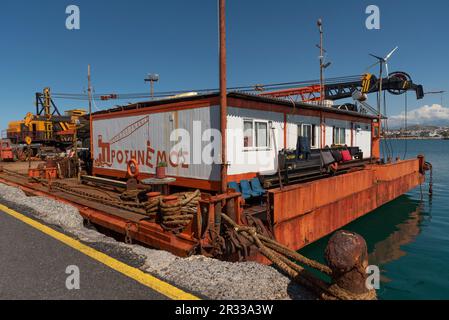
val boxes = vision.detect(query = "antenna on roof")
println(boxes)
[317,18,332,106]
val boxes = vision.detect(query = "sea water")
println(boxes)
[299,139,449,300]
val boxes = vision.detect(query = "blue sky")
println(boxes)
[1,0,448,130]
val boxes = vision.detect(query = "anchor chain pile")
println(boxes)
[20,171,202,236]
[51,181,146,213]
[122,188,201,233]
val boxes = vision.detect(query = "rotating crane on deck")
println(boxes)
[259,71,424,114]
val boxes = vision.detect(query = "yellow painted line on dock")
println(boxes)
[0,203,200,301]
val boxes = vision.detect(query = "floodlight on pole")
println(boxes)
[318,18,324,104]
[144,73,160,98]
[317,18,331,105]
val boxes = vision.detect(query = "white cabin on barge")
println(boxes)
[91,92,378,192]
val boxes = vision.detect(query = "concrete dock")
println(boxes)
[0,181,311,300]
[0,208,177,300]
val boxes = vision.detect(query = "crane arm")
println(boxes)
[260,72,424,102]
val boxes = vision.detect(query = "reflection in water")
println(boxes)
[369,202,423,268]
[299,195,428,277]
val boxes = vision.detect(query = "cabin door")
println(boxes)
[299,124,317,149]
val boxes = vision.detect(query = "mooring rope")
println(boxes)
[425,161,433,196]
[220,213,377,300]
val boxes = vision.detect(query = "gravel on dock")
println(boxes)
[0,182,313,300]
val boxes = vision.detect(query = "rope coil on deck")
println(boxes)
[159,190,201,234]
[144,195,162,218]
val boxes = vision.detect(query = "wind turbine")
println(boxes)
[367,46,399,116]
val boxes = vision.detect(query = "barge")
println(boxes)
[0,84,430,264]
[87,90,429,260]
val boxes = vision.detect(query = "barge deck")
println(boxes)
[0,156,427,263]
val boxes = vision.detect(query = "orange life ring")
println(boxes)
[127,159,139,178]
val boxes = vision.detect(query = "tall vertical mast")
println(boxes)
[219,0,228,193]
[378,63,383,117]
[318,19,324,105]
[88,65,93,160]
[88,65,92,116]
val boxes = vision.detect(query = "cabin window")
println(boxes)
[255,122,268,148]
[299,124,318,148]
[243,119,270,149]
[244,120,254,147]
[333,127,346,145]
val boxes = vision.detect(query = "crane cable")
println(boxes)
[379,90,387,161]
[49,75,364,102]
[383,90,394,160]
[403,92,408,160]
[383,91,390,159]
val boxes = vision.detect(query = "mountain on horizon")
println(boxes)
[388,104,449,129]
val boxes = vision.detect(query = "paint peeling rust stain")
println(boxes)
[271,159,424,252]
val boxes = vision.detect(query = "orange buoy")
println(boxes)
[127,159,139,178]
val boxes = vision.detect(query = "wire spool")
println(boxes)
[387,71,412,95]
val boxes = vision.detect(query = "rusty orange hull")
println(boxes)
[267,158,425,252]
[0,157,426,265]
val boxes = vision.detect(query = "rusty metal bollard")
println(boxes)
[325,230,377,300]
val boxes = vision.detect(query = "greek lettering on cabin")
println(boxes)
[146,141,155,168]
[95,136,189,170]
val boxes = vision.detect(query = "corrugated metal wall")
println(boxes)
[92,106,221,181]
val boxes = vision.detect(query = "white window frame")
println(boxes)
[243,119,271,151]
[333,127,346,145]
[243,119,254,149]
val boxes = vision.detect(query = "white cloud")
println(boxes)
[388,104,449,128]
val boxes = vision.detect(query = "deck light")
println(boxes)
[145,73,160,98]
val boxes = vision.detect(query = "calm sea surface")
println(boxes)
[299,139,449,300]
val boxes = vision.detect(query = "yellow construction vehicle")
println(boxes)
[6,88,87,157]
